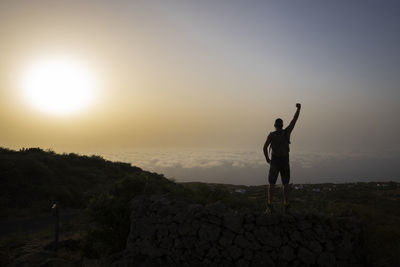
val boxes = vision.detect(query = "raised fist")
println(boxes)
[296,103,301,109]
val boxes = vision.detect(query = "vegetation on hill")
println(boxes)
[0,147,143,215]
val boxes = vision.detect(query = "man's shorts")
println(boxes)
[268,157,290,185]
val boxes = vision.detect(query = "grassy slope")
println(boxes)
[0,147,143,217]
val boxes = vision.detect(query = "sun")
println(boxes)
[20,57,97,115]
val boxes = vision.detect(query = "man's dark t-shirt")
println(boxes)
[269,129,291,159]
[268,129,291,184]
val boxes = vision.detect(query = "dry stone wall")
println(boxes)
[112,195,364,267]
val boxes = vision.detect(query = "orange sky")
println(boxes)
[0,1,399,174]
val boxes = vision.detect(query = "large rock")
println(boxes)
[219,229,236,247]
[298,247,316,264]
[280,245,295,262]
[234,234,251,249]
[223,213,243,233]
[317,252,336,267]
[198,223,221,242]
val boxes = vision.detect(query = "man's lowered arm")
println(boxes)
[263,133,272,164]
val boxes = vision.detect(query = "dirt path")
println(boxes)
[0,210,82,236]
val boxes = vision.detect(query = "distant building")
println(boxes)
[234,188,246,194]
[377,183,389,187]
[312,188,321,192]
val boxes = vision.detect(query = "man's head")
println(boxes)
[274,118,283,130]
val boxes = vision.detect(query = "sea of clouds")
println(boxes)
[86,148,400,185]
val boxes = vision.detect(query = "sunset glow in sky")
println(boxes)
[1,0,399,184]
[20,56,97,115]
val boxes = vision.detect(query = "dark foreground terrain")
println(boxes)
[0,148,399,266]
[112,195,364,267]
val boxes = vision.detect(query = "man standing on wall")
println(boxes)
[263,103,301,213]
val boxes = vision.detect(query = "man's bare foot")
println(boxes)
[283,203,291,214]
[265,203,274,214]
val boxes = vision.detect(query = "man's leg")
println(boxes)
[267,164,278,213]
[282,184,289,205]
[268,184,274,205]
[281,163,291,212]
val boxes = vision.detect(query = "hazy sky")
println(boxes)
[1,1,399,184]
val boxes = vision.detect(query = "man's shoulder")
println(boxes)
[269,131,277,137]
[283,127,292,134]
[271,130,286,135]
[271,129,291,139]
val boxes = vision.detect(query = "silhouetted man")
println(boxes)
[263,103,301,213]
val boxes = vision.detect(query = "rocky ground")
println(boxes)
[111,195,365,267]
[3,181,398,266]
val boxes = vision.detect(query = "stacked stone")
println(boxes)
[112,195,363,267]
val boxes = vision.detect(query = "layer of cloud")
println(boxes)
[87,149,400,185]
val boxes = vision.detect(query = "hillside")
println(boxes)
[0,148,399,266]
[0,147,151,216]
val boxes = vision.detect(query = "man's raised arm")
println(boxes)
[285,103,301,134]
